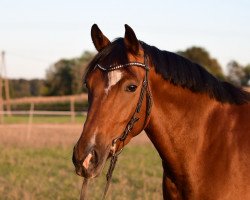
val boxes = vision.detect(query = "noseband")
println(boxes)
[80,57,152,200]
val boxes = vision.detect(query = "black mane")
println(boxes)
[85,38,250,104]
[141,42,250,104]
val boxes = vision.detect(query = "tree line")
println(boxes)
[5,47,250,98]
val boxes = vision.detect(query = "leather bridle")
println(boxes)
[80,56,152,200]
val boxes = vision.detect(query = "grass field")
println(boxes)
[0,145,162,200]
[2,115,86,124]
[0,124,163,200]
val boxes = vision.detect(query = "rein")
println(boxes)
[80,58,152,200]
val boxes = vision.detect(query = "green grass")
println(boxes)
[0,145,162,200]
[2,115,86,124]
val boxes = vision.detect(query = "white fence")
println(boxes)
[0,94,88,125]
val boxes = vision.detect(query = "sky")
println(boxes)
[0,0,250,79]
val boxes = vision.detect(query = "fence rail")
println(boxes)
[0,94,88,125]
[2,94,87,105]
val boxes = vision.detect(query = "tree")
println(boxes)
[71,51,95,93]
[29,79,46,96]
[8,79,45,98]
[177,46,225,80]
[9,79,31,98]
[226,60,245,86]
[45,59,75,95]
[45,51,95,96]
[243,64,250,86]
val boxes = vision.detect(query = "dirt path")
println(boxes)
[0,124,151,148]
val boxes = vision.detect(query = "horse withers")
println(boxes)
[72,24,250,199]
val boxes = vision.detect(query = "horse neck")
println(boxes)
[145,69,219,189]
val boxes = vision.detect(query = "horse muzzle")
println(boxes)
[72,146,100,178]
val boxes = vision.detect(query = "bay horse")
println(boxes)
[72,24,250,199]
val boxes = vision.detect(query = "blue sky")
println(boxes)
[0,0,250,79]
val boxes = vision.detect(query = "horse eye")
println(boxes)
[126,84,137,92]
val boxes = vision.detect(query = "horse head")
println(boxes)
[72,24,151,179]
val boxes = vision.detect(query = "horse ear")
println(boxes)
[124,24,140,55]
[91,24,111,52]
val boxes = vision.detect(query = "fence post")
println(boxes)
[1,51,11,116]
[70,97,75,123]
[27,103,34,140]
[0,53,3,124]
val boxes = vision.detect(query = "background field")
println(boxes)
[2,115,86,124]
[0,124,162,200]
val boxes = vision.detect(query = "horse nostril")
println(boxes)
[82,149,99,170]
